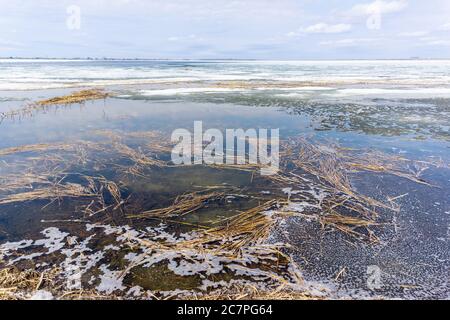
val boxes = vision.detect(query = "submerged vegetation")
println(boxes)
[0,58,448,301]
[0,124,446,300]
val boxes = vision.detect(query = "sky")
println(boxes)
[0,0,450,59]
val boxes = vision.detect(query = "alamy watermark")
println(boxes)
[367,265,382,290]
[366,7,382,30]
[66,5,81,30]
[171,121,279,176]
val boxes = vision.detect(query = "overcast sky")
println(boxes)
[1,0,450,59]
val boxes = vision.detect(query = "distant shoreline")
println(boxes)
[1,57,450,62]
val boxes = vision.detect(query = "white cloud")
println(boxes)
[167,34,202,42]
[348,0,408,16]
[0,38,23,47]
[320,38,378,47]
[421,37,450,46]
[440,22,450,31]
[289,23,352,36]
[416,36,450,47]
[398,31,429,37]
[425,39,450,46]
[1,0,449,59]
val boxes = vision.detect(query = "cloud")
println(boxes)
[319,38,378,47]
[398,31,429,37]
[427,40,450,46]
[303,23,352,34]
[0,0,449,59]
[167,34,202,42]
[0,38,24,47]
[348,0,408,16]
[421,38,450,46]
[440,22,450,31]
[288,23,352,36]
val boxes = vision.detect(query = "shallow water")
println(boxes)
[0,60,449,299]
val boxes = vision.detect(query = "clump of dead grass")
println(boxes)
[0,89,109,121]
[0,267,120,300]
[0,178,98,205]
[0,143,75,157]
[36,89,108,106]
[0,267,54,300]
[189,284,324,300]
[203,199,282,252]
[0,132,446,300]
[128,191,226,219]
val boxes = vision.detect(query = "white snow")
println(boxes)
[29,290,54,300]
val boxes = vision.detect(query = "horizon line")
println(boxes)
[2,57,450,61]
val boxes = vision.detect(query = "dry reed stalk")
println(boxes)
[127,191,226,219]
[203,200,281,252]
[0,137,166,182]
[104,180,123,207]
[92,130,169,170]
[209,162,265,173]
[0,173,54,192]
[0,141,104,157]
[126,197,281,254]
[112,141,165,167]
[212,80,328,90]
[0,89,109,121]
[0,183,98,205]
[79,176,127,216]
[92,129,173,154]
[57,290,120,300]
[189,284,322,300]
[35,89,108,106]
[0,143,74,157]
[0,267,56,300]
[283,137,439,190]
[267,138,408,240]
[319,211,379,239]
[283,138,400,210]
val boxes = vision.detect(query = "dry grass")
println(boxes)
[128,191,226,219]
[0,267,53,300]
[128,198,283,257]
[112,141,166,169]
[267,138,405,240]
[0,131,168,179]
[121,197,300,296]
[36,89,108,106]
[0,267,119,300]
[202,200,281,253]
[318,212,380,243]
[0,180,98,205]
[57,290,120,300]
[341,149,436,186]
[0,89,109,121]
[0,143,75,157]
[272,137,446,241]
[0,170,126,219]
[190,284,323,300]
[89,129,171,173]
[0,134,438,243]
[0,173,53,192]
[0,132,446,299]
